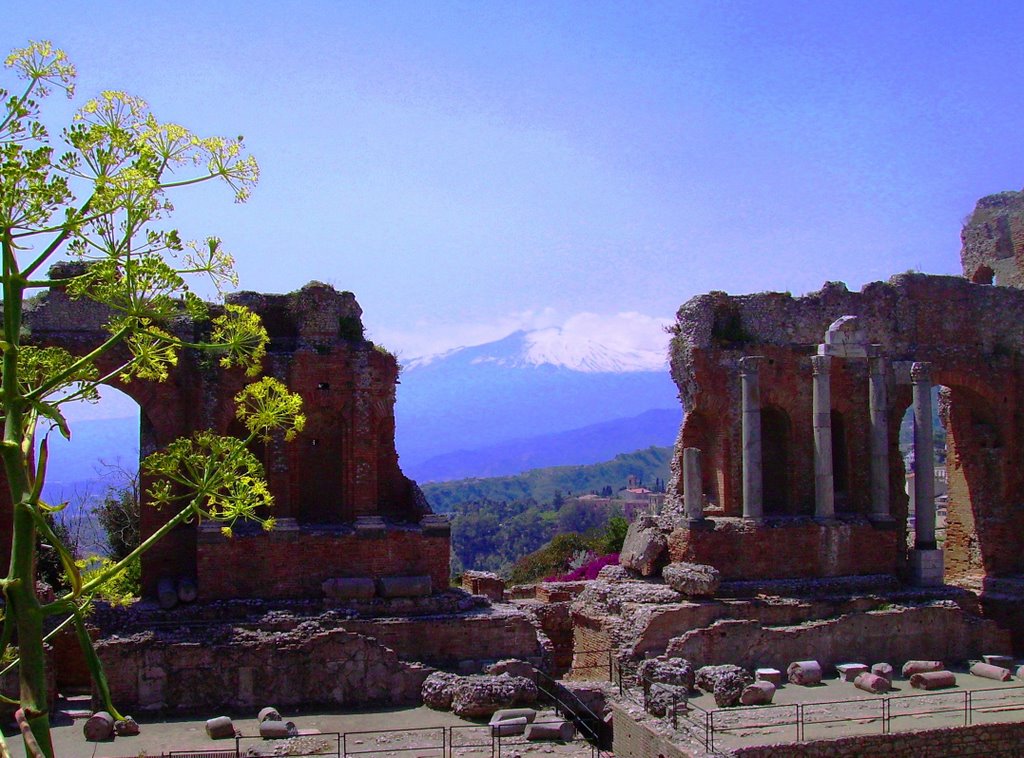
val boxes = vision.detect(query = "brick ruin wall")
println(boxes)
[95,626,431,713]
[667,274,1024,583]
[7,274,448,600]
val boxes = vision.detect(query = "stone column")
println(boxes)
[740,356,763,521]
[683,447,704,523]
[868,356,891,521]
[811,354,835,521]
[912,362,936,549]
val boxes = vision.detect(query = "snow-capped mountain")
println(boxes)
[406,327,668,373]
[396,329,680,481]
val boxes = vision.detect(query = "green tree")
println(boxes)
[0,42,305,756]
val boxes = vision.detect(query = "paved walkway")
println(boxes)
[4,704,598,757]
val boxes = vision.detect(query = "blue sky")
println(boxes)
[7,1,1024,359]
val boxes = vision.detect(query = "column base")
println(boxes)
[868,514,898,530]
[687,517,712,531]
[909,549,944,587]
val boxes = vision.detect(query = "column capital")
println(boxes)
[910,361,932,383]
[810,354,831,375]
[739,355,764,374]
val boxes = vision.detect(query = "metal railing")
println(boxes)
[165,714,599,757]
[612,656,1024,753]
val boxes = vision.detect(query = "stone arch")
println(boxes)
[940,381,1013,579]
[680,409,725,511]
[761,405,791,516]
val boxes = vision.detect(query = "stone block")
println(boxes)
[377,575,432,598]
[871,663,893,682]
[83,712,114,742]
[205,716,235,739]
[491,716,528,736]
[910,670,957,690]
[526,719,575,741]
[836,663,868,682]
[983,654,1014,668]
[259,720,297,738]
[971,662,1012,681]
[662,562,721,597]
[322,577,376,600]
[854,672,890,694]
[787,660,822,686]
[739,681,776,705]
[909,549,944,587]
[902,660,943,677]
[755,668,783,685]
[619,517,667,576]
[490,707,538,725]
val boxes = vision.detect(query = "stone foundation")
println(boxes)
[663,603,1009,671]
[95,625,430,713]
[668,518,900,581]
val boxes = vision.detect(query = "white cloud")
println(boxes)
[372,309,673,368]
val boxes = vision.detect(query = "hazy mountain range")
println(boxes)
[396,328,680,481]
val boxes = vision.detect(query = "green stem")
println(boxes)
[70,607,124,721]
[0,233,54,756]
[24,324,131,403]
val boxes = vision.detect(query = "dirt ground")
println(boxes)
[3,703,600,758]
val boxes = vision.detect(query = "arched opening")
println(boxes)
[761,405,791,516]
[831,409,851,512]
[680,410,722,511]
[898,385,948,551]
[971,265,995,285]
[43,385,142,559]
[941,384,1012,579]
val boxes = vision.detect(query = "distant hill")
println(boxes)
[422,445,674,513]
[409,407,680,482]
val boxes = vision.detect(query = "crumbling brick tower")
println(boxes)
[7,271,449,600]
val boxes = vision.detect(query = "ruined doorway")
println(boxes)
[831,409,851,512]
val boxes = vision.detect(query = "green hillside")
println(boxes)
[421,445,673,513]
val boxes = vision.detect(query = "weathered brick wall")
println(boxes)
[196,525,450,600]
[961,190,1024,288]
[668,518,899,581]
[611,701,695,758]
[341,607,543,670]
[733,720,1024,757]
